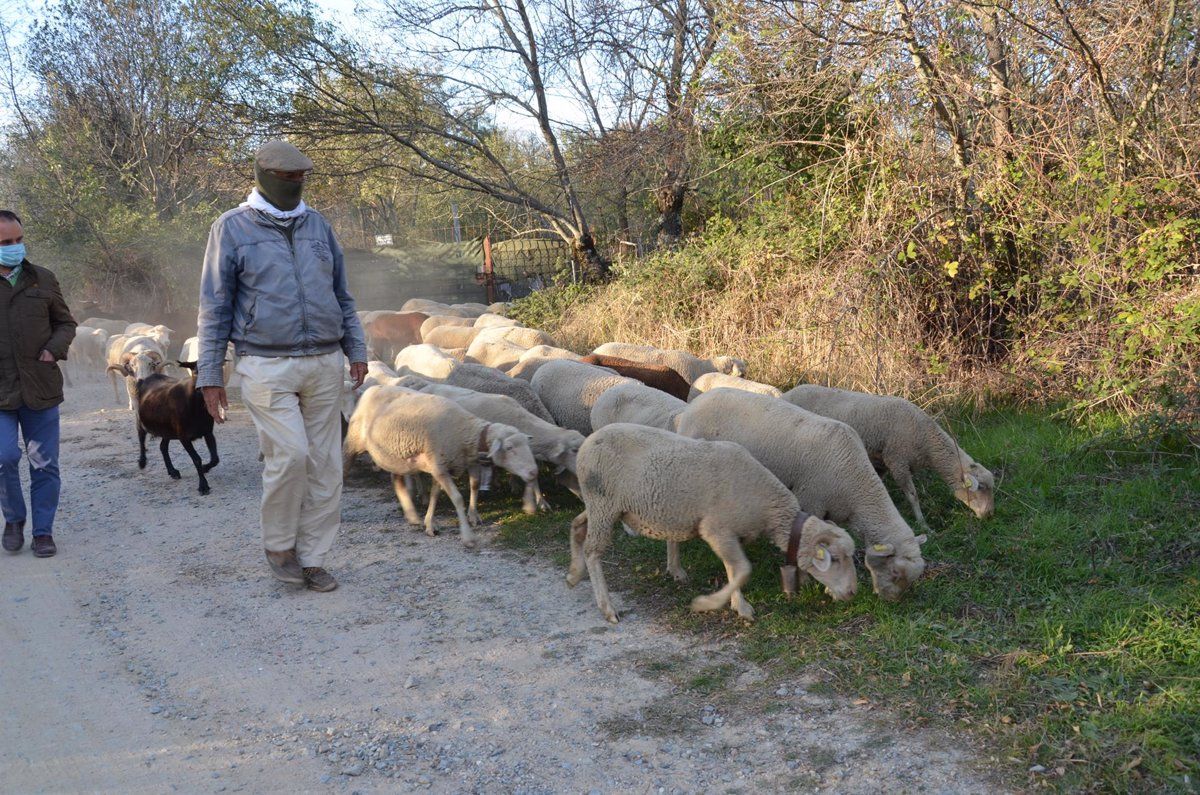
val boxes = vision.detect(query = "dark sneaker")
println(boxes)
[265,548,304,584]
[303,567,338,592]
[2,521,23,553]
[31,534,56,558]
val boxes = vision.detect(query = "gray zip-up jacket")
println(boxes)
[196,205,368,389]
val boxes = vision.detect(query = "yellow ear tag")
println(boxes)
[873,544,888,552]
[815,548,825,559]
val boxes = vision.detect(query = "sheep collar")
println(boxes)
[477,425,493,465]
[785,511,812,568]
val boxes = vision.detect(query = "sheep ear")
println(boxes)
[488,435,504,459]
[914,534,928,546]
[811,545,832,573]
[866,543,895,558]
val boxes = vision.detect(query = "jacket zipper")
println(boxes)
[283,217,310,351]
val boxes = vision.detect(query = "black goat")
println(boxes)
[134,363,218,494]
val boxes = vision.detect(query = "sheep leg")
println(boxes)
[581,509,619,623]
[124,375,137,411]
[391,474,422,526]
[430,468,475,548]
[691,529,752,616]
[722,559,754,621]
[521,479,547,515]
[159,438,181,479]
[201,432,219,472]
[467,465,482,526]
[110,370,123,405]
[179,438,211,495]
[890,461,929,530]
[423,479,441,537]
[665,541,689,583]
[566,512,588,588]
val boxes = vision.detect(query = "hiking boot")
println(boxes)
[303,567,338,592]
[2,521,23,553]
[31,534,56,558]
[265,548,304,584]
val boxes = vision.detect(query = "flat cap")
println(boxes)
[255,140,314,171]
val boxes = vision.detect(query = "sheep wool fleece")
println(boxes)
[237,351,345,567]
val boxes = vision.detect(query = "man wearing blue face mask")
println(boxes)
[0,210,77,558]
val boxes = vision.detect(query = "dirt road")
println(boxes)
[1,381,999,793]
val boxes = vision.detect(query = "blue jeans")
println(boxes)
[0,405,61,537]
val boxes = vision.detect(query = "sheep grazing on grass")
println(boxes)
[689,372,782,400]
[592,342,747,384]
[406,379,586,514]
[676,389,927,601]
[590,380,689,432]
[569,424,857,623]
[783,384,995,527]
[579,354,691,401]
[531,359,633,435]
[133,364,219,495]
[343,386,538,547]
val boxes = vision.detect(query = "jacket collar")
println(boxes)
[2,259,37,295]
[246,205,311,231]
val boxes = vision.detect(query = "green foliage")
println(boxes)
[492,410,1200,791]
[508,278,595,331]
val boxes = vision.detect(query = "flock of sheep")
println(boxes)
[66,298,996,624]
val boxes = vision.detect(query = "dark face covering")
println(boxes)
[255,164,305,211]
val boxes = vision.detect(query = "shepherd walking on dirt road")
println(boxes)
[0,209,77,559]
[197,140,368,593]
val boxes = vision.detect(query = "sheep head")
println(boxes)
[549,431,586,474]
[797,515,857,601]
[864,535,927,602]
[953,462,995,519]
[485,423,539,483]
[712,356,747,378]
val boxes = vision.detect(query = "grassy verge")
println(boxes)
[479,409,1199,791]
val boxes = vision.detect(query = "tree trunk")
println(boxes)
[571,234,609,282]
[655,177,686,248]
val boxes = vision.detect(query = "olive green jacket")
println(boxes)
[0,261,77,411]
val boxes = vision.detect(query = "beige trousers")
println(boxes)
[236,351,345,568]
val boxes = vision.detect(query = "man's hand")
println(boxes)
[350,361,367,388]
[38,350,55,363]
[201,386,228,424]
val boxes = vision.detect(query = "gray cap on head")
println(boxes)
[254,140,314,171]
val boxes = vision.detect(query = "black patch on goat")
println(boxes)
[135,372,218,495]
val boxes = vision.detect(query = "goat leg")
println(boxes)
[138,422,149,470]
[201,432,219,473]
[160,438,181,479]
[179,438,211,495]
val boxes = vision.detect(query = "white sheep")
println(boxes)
[407,379,586,514]
[179,336,235,384]
[465,336,528,372]
[520,345,580,363]
[531,359,632,435]
[675,389,928,601]
[420,315,474,341]
[688,372,782,400]
[123,323,173,350]
[486,302,510,315]
[440,362,555,423]
[424,324,481,350]
[591,380,689,432]
[393,344,458,380]
[472,313,520,329]
[592,342,747,384]
[783,385,995,527]
[569,423,858,623]
[473,325,557,350]
[401,298,449,313]
[343,385,539,547]
[67,326,110,379]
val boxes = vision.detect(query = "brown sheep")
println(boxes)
[365,311,428,363]
[579,354,691,402]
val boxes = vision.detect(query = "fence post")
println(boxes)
[482,235,495,304]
